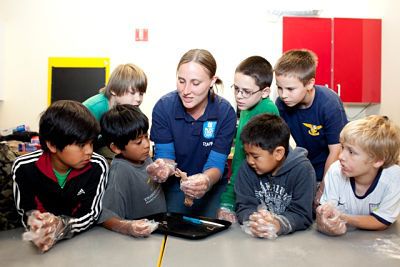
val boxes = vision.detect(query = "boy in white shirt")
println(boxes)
[317,115,400,235]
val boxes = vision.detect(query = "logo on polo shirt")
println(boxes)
[203,121,217,139]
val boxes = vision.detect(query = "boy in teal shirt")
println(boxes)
[217,56,279,222]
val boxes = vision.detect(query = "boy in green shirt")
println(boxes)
[217,56,279,222]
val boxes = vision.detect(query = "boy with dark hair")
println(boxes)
[217,56,279,223]
[83,63,148,163]
[235,114,315,238]
[99,104,166,237]
[274,49,348,205]
[12,100,108,252]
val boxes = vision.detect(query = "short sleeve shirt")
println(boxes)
[150,91,236,178]
[320,161,400,225]
[98,156,166,223]
[276,85,348,180]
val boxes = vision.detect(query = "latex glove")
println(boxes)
[22,210,71,252]
[146,158,176,183]
[180,173,211,200]
[316,203,347,236]
[247,210,278,239]
[121,219,159,238]
[217,207,237,223]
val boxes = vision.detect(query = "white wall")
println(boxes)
[0,21,3,101]
[0,0,398,131]
[380,0,400,124]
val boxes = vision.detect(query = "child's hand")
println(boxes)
[316,203,347,236]
[146,159,176,183]
[124,219,158,238]
[217,208,237,223]
[245,210,278,240]
[22,211,65,252]
[180,173,211,199]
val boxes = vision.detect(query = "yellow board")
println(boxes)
[47,57,110,105]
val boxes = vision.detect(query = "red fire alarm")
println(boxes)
[135,28,148,42]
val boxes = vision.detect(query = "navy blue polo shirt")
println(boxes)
[276,85,348,181]
[150,91,236,181]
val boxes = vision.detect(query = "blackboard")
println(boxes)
[48,57,110,104]
[51,67,106,103]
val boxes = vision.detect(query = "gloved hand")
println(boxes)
[119,219,159,238]
[316,202,347,236]
[146,158,176,183]
[247,209,278,239]
[22,210,72,252]
[180,173,211,200]
[217,207,237,223]
[241,202,278,240]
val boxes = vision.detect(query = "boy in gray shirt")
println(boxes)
[98,104,166,237]
[235,114,315,238]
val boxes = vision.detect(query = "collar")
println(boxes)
[36,151,92,183]
[350,168,383,199]
[174,91,220,122]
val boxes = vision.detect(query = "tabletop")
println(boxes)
[162,222,400,267]
[0,226,165,267]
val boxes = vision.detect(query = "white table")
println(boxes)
[162,223,400,267]
[0,226,165,267]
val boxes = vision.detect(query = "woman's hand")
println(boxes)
[180,173,211,199]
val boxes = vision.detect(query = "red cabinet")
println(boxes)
[283,17,381,103]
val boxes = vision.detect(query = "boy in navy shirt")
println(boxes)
[274,49,347,205]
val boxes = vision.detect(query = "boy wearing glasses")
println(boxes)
[217,56,279,223]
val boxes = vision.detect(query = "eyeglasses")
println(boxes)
[231,85,262,98]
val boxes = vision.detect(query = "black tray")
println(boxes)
[146,212,231,240]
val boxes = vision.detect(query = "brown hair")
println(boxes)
[274,49,318,86]
[177,49,222,100]
[101,63,147,98]
[235,56,273,89]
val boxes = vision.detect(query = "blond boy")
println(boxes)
[318,115,400,235]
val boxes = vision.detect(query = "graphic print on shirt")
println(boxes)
[302,123,323,136]
[144,184,163,204]
[254,181,292,214]
[203,121,217,139]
